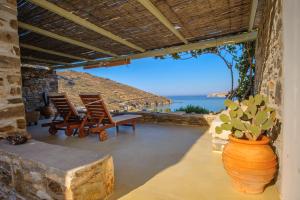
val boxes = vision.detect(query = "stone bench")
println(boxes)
[0,140,114,200]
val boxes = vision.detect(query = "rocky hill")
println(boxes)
[57,71,170,111]
[207,92,227,98]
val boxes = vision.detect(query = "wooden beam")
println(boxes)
[18,22,117,57]
[249,0,258,31]
[84,59,130,69]
[127,31,257,60]
[137,0,188,44]
[27,0,145,52]
[55,31,257,69]
[20,43,93,61]
[21,56,70,65]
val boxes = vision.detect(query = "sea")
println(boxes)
[156,95,226,113]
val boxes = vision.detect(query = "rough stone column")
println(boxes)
[0,0,28,138]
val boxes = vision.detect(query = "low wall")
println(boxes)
[130,111,216,126]
[0,140,114,200]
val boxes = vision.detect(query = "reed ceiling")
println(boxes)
[17,0,264,68]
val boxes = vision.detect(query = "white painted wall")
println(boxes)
[281,1,300,200]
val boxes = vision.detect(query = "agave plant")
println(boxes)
[215,94,276,141]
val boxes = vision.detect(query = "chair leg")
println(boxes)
[114,126,119,137]
[49,125,57,135]
[132,120,136,131]
[79,128,86,138]
[65,126,73,136]
[78,116,88,138]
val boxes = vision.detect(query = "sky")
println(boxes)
[61,53,239,96]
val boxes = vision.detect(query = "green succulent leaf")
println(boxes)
[220,114,230,123]
[231,119,247,131]
[215,126,223,134]
[234,130,244,138]
[249,125,262,136]
[224,99,239,110]
[261,118,274,130]
[263,96,269,104]
[249,105,257,116]
[224,99,233,107]
[254,94,263,105]
[229,110,237,119]
[254,111,268,125]
[221,123,233,131]
[229,102,239,110]
[249,96,255,104]
[236,108,244,118]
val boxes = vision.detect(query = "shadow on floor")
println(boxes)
[28,120,208,199]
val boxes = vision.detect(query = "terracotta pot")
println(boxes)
[40,106,54,118]
[222,135,277,194]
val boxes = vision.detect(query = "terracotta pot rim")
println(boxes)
[228,135,270,145]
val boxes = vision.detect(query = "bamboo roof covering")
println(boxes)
[17,0,265,68]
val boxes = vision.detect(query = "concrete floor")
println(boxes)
[28,121,279,200]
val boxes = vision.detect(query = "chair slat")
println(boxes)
[79,94,113,124]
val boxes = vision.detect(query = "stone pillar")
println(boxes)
[0,0,28,138]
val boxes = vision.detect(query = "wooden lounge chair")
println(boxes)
[79,93,142,141]
[42,93,83,136]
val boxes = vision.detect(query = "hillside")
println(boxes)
[57,71,170,111]
[207,92,227,98]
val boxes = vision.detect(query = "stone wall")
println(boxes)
[131,111,216,126]
[0,140,114,200]
[22,67,58,112]
[0,0,28,138]
[255,0,283,189]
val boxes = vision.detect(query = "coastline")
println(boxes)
[155,95,226,113]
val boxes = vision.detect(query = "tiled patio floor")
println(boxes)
[28,121,279,200]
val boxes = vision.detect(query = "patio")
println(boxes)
[28,121,279,200]
[1,0,300,199]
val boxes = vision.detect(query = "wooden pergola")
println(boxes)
[18,0,263,69]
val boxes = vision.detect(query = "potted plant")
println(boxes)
[215,94,277,194]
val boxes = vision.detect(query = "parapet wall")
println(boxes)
[0,140,114,200]
[132,111,216,126]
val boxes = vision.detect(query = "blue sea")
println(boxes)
[158,95,226,112]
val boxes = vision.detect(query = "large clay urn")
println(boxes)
[40,106,54,119]
[222,135,277,194]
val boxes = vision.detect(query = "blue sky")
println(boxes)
[61,53,239,96]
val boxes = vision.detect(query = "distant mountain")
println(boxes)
[57,71,170,111]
